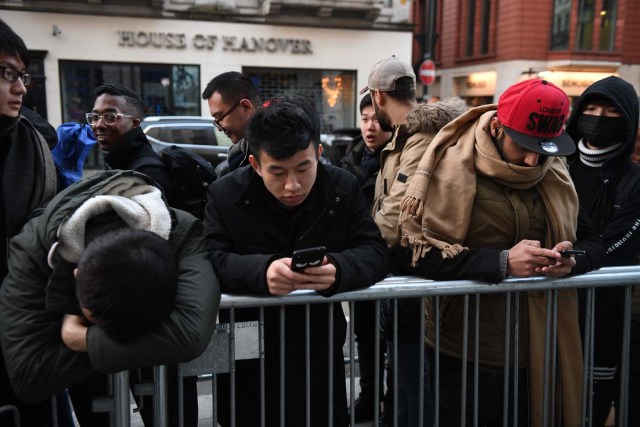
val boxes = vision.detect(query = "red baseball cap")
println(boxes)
[497,79,575,156]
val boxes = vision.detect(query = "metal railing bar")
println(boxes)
[461,294,469,427]
[305,304,311,427]
[435,296,440,427]
[618,284,633,427]
[374,299,381,426]
[217,268,640,309]
[113,371,130,427]
[260,307,265,427]
[348,301,355,427]
[419,297,426,427]
[550,290,558,427]
[153,365,167,427]
[279,305,285,427]
[513,293,520,427]
[328,303,334,427]
[392,298,398,427]
[542,290,552,426]
[502,292,511,427]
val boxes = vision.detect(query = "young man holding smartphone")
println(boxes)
[203,95,389,426]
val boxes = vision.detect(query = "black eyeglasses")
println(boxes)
[212,100,242,131]
[85,112,135,126]
[0,66,32,86]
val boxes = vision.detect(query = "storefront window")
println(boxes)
[598,0,617,51]
[244,67,356,133]
[466,0,476,57]
[480,0,491,54]
[576,0,595,50]
[59,61,201,123]
[550,0,572,50]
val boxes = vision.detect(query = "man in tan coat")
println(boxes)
[360,55,466,426]
[397,79,605,426]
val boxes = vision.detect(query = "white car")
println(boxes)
[141,116,232,169]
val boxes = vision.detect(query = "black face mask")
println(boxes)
[577,114,628,148]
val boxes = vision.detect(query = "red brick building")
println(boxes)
[412,0,640,104]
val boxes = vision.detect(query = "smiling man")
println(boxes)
[203,94,389,426]
[87,83,178,206]
[201,71,260,179]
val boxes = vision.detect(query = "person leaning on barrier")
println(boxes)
[361,54,468,427]
[203,94,389,427]
[565,76,640,426]
[0,170,220,425]
[395,79,606,426]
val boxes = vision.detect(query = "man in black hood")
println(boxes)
[566,75,640,426]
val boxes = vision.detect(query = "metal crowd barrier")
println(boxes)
[97,266,639,426]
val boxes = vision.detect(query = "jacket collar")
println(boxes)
[235,163,342,212]
[105,126,150,169]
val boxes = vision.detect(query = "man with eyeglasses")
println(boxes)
[201,71,261,179]
[0,19,59,426]
[86,83,179,207]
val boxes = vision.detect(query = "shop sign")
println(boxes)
[117,31,313,54]
[537,71,614,97]
[454,71,497,96]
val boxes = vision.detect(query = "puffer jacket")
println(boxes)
[373,97,468,248]
[0,170,220,404]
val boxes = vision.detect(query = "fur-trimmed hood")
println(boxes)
[406,97,469,135]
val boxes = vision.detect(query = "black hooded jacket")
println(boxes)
[566,76,640,266]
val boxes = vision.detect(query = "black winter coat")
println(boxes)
[203,163,389,426]
[340,136,380,207]
[105,126,179,207]
[0,170,219,404]
[566,76,640,376]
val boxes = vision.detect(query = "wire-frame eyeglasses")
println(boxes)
[85,112,136,126]
[212,100,242,132]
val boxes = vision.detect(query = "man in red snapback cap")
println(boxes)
[393,79,605,426]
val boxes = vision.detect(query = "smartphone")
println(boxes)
[559,249,586,257]
[291,246,326,272]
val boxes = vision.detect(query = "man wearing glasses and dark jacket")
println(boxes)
[87,83,179,207]
[202,71,261,179]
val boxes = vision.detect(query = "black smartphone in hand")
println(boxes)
[559,249,586,257]
[291,246,326,272]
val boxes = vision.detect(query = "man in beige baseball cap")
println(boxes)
[359,55,416,97]
[360,54,467,427]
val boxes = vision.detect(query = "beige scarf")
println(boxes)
[400,105,584,426]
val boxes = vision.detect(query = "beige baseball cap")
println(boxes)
[359,55,416,95]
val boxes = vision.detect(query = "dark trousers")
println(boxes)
[353,300,386,403]
[0,351,74,427]
[430,350,528,427]
[216,355,349,427]
[387,340,434,427]
[68,366,198,426]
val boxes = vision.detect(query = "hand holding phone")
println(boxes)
[559,249,586,257]
[291,246,326,272]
